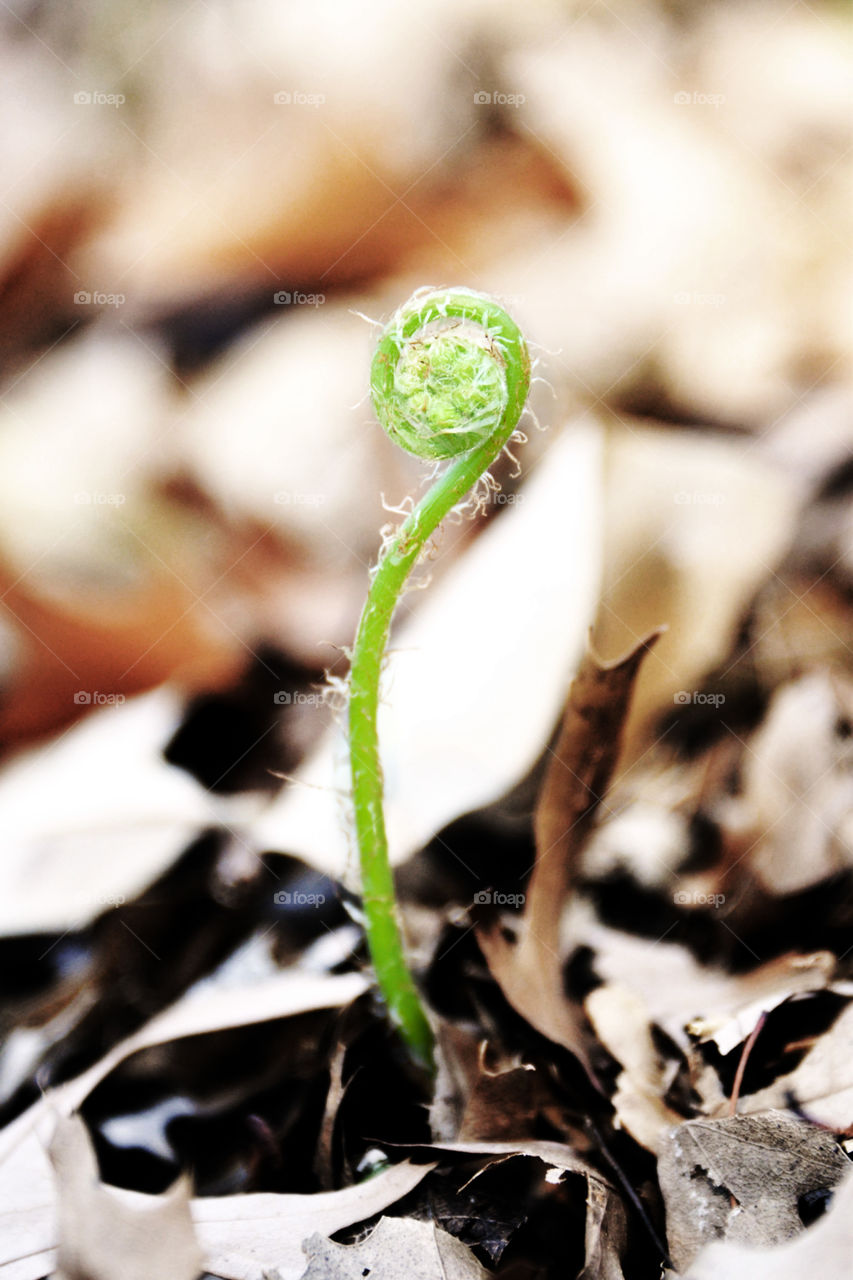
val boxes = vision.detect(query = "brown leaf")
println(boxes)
[657,1110,851,1271]
[477,632,661,1072]
[581,1177,627,1280]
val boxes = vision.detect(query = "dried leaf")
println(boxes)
[657,1111,850,1271]
[477,632,660,1071]
[684,1169,853,1280]
[576,915,838,1054]
[581,1177,627,1280]
[585,984,683,1151]
[0,971,368,1278]
[729,999,853,1130]
[50,1116,202,1280]
[194,1163,435,1280]
[738,671,853,894]
[428,1140,626,1280]
[0,688,251,936]
[0,1114,429,1280]
[299,1215,489,1280]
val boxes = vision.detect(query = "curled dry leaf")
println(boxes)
[426,1140,626,1280]
[477,631,661,1075]
[585,984,683,1152]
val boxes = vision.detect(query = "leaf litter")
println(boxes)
[0,2,851,1276]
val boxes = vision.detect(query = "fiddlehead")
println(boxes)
[349,287,531,1072]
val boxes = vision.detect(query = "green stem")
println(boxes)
[349,290,530,1073]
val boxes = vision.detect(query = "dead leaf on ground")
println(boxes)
[574,914,839,1055]
[50,1115,202,1280]
[727,998,853,1130]
[194,1161,435,1280]
[477,631,661,1075]
[0,971,368,1277]
[585,984,684,1151]
[657,1110,851,1271]
[1,1109,430,1280]
[300,1214,489,1280]
[684,1168,853,1280]
[422,1139,627,1280]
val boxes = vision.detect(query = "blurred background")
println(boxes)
[0,0,849,755]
